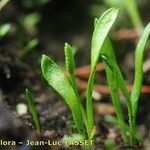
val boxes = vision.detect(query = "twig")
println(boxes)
[76,78,150,94]
[74,63,104,79]
[114,29,138,40]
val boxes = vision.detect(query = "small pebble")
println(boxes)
[16,103,28,116]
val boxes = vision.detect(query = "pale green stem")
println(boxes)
[86,70,95,138]
[123,0,143,35]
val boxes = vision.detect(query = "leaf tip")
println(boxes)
[110,7,119,12]
[42,54,48,61]
[41,54,50,72]
[64,42,71,51]
[64,42,69,47]
[25,88,28,93]
[25,88,32,97]
[106,7,119,17]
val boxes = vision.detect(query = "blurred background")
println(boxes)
[0,0,150,149]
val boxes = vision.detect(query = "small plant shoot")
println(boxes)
[25,89,41,134]
[41,8,119,144]
[25,7,150,148]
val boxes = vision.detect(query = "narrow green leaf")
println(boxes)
[64,43,89,136]
[131,22,150,116]
[101,54,131,103]
[19,38,39,57]
[101,38,128,143]
[91,8,119,69]
[0,23,11,37]
[123,0,143,34]
[41,55,84,134]
[25,89,41,133]
[104,0,123,7]
[104,139,115,150]
[94,18,98,28]
[101,52,135,144]
[64,43,75,74]
[86,8,119,137]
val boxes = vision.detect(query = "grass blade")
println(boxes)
[0,23,11,37]
[131,22,150,120]
[64,43,89,137]
[64,43,75,74]
[25,89,41,134]
[101,38,128,143]
[86,8,119,137]
[101,52,135,144]
[123,0,143,34]
[91,8,119,69]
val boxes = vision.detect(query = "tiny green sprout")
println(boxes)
[25,89,41,134]
[18,38,39,58]
[64,43,75,74]
[104,139,115,150]
[0,23,11,37]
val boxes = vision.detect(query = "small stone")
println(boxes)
[16,103,28,116]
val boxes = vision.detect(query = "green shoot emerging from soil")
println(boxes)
[104,0,143,34]
[41,8,119,142]
[36,7,149,147]
[25,89,41,134]
[0,23,11,37]
[101,22,150,145]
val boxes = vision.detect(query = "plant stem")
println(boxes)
[70,73,95,150]
[130,23,150,143]
[70,73,90,138]
[25,89,41,134]
[106,66,128,143]
[123,0,143,35]
[102,38,128,143]
[102,53,135,145]
[86,70,95,138]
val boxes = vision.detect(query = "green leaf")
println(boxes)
[104,0,123,7]
[104,139,115,150]
[41,55,84,134]
[23,12,41,28]
[101,38,128,143]
[101,54,131,103]
[91,8,119,69]
[101,53,135,143]
[123,0,143,34]
[86,8,119,137]
[131,22,150,116]
[19,38,39,57]
[94,18,98,28]
[64,43,75,74]
[64,43,89,136]
[25,89,41,133]
[0,23,11,37]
